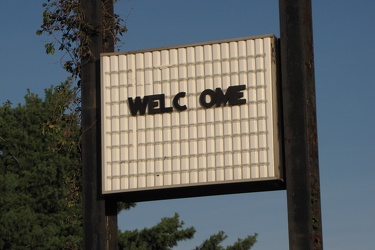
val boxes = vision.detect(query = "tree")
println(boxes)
[0,81,82,249]
[118,213,195,250]
[37,0,128,79]
[195,231,258,250]
[118,214,257,250]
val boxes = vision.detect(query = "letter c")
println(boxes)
[173,92,187,111]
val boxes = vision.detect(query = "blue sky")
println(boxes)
[1,1,374,249]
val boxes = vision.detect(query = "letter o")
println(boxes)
[199,89,216,108]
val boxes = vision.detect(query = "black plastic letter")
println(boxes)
[128,96,149,116]
[173,92,187,111]
[228,85,246,106]
[199,89,216,108]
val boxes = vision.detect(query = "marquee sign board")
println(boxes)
[101,34,284,200]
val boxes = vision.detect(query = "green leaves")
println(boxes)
[0,82,82,249]
[118,213,195,250]
[118,214,258,250]
[38,0,129,78]
[45,42,55,55]
[226,233,258,250]
[195,231,258,250]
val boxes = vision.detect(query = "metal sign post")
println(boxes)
[279,0,323,249]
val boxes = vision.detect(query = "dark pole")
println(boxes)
[81,0,117,249]
[279,0,323,249]
[102,1,119,249]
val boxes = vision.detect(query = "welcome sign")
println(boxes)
[101,35,283,199]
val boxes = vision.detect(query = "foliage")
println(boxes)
[118,213,195,250]
[0,81,82,249]
[195,231,257,250]
[37,0,128,79]
[226,233,258,250]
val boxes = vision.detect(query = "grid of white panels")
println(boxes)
[101,35,280,193]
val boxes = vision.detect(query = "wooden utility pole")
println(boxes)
[81,0,117,249]
[279,0,323,249]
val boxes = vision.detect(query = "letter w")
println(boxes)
[128,96,149,116]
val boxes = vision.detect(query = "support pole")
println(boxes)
[102,1,118,249]
[278,0,323,249]
[81,0,117,249]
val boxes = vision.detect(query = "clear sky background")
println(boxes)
[1,1,374,249]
